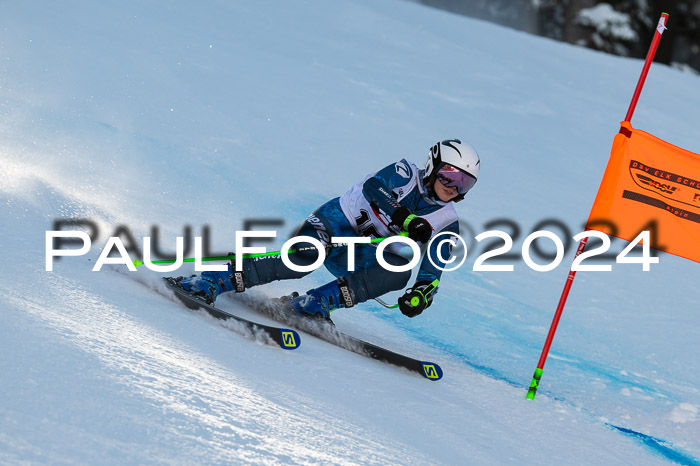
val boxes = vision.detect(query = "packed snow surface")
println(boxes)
[1,0,699,464]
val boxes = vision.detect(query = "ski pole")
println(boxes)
[132,232,409,268]
[373,297,399,309]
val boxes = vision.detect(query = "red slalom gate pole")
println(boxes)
[526,13,669,400]
[625,12,669,122]
[526,238,588,399]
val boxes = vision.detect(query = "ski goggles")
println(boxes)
[436,164,477,194]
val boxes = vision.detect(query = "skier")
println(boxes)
[175,139,480,319]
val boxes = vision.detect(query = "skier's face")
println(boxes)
[434,177,458,202]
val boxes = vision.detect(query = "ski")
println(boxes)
[240,296,443,380]
[162,278,301,350]
[326,327,444,381]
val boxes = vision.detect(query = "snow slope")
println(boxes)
[1,0,699,463]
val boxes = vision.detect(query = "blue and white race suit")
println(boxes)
[339,158,460,284]
[241,159,461,304]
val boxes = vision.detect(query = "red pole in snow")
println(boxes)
[625,12,669,122]
[527,13,669,400]
[526,238,589,399]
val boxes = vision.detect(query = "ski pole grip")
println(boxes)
[406,290,427,311]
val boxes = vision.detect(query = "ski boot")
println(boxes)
[284,278,356,321]
[176,264,244,304]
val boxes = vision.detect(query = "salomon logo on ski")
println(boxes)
[421,362,443,381]
[161,277,301,350]
[281,331,300,349]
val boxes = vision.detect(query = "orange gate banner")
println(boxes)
[587,121,700,263]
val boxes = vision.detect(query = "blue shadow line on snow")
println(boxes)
[377,310,699,466]
[547,351,675,400]
[428,334,699,465]
[607,424,700,466]
[386,317,524,388]
[430,333,699,465]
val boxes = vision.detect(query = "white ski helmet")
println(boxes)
[424,139,480,201]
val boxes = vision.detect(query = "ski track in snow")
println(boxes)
[1,275,429,464]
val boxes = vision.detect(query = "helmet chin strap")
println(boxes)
[420,174,438,203]
[427,183,437,201]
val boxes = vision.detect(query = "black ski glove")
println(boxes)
[398,280,439,318]
[391,206,433,243]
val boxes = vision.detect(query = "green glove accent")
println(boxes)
[403,214,418,230]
